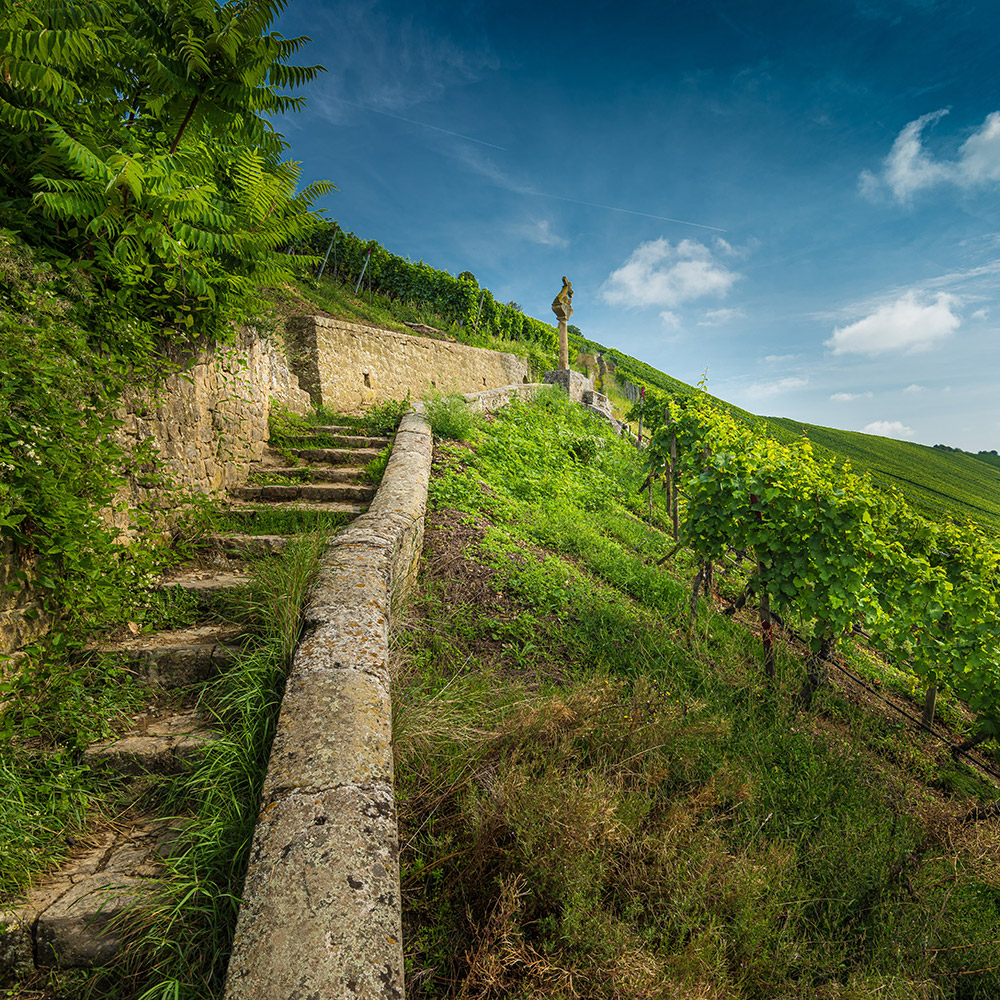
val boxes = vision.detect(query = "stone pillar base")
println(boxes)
[543,369,594,403]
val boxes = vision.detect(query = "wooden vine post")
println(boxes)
[923,685,938,728]
[663,405,674,536]
[669,430,679,541]
[750,494,776,682]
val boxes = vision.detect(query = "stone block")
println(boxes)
[262,666,393,798]
[224,785,403,1000]
[543,368,594,403]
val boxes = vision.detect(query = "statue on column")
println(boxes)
[551,276,573,370]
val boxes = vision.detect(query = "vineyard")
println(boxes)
[646,392,1000,751]
[298,222,560,350]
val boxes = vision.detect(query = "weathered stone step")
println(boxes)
[287,432,390,449]
[230,483,375,503]
[290,447,383,465]
[226,500,368,515]
[82,710,215,776]
[159,568,252,596]
[200,532,291,557]
[0,817,183,974]
[302,423,357,434]
[99,624,247,687]
[257,465,368,483]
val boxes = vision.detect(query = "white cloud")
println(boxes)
[745,376,809,399]
[830,391,873,402]
[826,290,960,355]
[698,307,744,326]
[601,238,740,308]
[903,383,924,393]
[659,310,682,328]
[764,353,797,363]
[508,218,567,248]
[863,420,915,439]
[861,109,1000,202]
[972,307,989,321]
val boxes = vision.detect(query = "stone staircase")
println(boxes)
[0,421,391,982]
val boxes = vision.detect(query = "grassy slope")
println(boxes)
[398,390,1000,1000]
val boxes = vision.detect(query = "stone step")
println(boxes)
[290,447,383,465]
[200,532,291,557]
[226,500,368,515]
[303,423,357,434]
[99,624,247,687]
[230,483,376,504]
[82,710,215,776]
[286,432,391,449]
[257,465,368,483]
[0,817,184,974]
[159,568,252,597]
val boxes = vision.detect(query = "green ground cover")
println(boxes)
[395,389,1000,1000]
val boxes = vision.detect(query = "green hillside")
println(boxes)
[289,236,1000,535]
[764,417,1000,533]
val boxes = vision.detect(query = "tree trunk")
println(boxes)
[670,433,679,540]
[922,685,938,728]
[688,564,705,635]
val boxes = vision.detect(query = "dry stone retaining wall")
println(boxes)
[116,329,311,503]
[288,315,530,411]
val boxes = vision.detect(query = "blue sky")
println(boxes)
[273,0,1000,451]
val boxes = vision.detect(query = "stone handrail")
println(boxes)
[223,408,431,1000]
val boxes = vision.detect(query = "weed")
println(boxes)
[180,505,353,537]
[424,392,480,442]
[363,444,392,485]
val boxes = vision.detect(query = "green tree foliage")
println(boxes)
[0,0,330,341]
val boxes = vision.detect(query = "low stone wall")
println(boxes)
[543,367,594,403]
[116,329,311,504]
[463,382,547,412]
[223,409,432,1000]
[288,316,530,411]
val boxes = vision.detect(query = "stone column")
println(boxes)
[551,276,574,370]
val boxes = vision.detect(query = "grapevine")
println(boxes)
[647,392,1000,735]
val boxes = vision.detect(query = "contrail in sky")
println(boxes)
[341,99,507,150]
[348,101,723,231]
[534,191,727,232]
